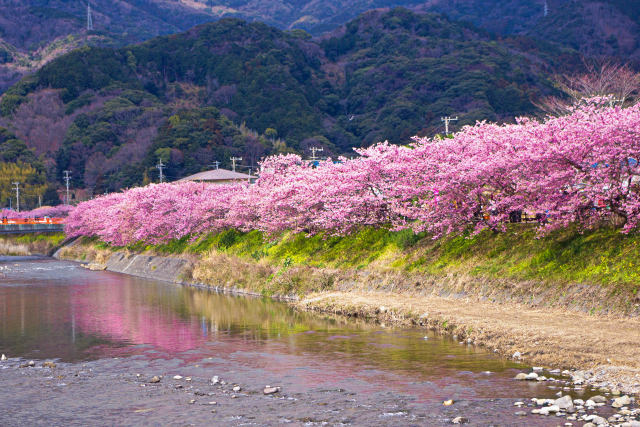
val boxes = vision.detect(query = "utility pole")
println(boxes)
[12,182,20,212]
[156,160,165,183]
[608,97,623,108]
[38,194,42,208]
[210,161,220,170]
[230,157,242,172]
[64,170,72,205]
[310,147,324,161]
[441,116,458,135]
[87,2,94,31]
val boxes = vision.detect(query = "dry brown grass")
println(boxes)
[0,240,30,256]
[191,250,273,292]
[190,250,337,298]
[56,240,113,264]
[0,235,63,256]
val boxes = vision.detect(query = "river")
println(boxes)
[0,256,586,425]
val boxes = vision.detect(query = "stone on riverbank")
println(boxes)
[84,263,107,271]
[1,354,6,361]
[452,416,469,424]
[585,414,607,425]
[554,395,574,411]
[263,386,279,395]
[149,376,161,383]
[538,404,559,415]
[613,395,632,408]
[514,373,527,380]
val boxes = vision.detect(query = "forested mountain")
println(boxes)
[418,0,640,61]
[178,0,640,61]
[0,9,579,193]
[0,0,214,93]
[0,0,638,95]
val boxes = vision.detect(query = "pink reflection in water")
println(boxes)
[71,277,205,353]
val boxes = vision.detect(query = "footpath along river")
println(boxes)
[0,256,620,426]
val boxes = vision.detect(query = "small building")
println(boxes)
[178,168,256,185]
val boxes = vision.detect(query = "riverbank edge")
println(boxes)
[0,233,66,256]
[49,238,640,398]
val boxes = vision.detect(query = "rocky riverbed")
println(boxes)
[1,354,639,426]
[0,355,555,426]
[510,367,640,426]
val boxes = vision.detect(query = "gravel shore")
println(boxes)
[0,355,561,426]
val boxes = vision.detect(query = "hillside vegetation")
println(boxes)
[168,0,640,62]
[0,127,58,209]
[0,0,216,93]
[1,9,576,192]
[0,0,637,95]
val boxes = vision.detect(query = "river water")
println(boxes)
[0,256,573,425]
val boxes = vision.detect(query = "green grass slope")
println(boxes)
[120,225,640,298]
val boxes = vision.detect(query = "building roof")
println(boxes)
[178,168,254,182]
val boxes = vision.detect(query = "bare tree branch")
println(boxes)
[536,59,640,116]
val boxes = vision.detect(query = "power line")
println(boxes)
[441,116,458,135]
[12,182,20,212]
[64,170,72,205]
[156,160,166,183]
[230,157,242,172]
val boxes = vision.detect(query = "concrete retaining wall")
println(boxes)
[104,252,191,283]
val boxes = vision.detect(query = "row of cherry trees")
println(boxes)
[1,205,73,219]
[66,102,640,245]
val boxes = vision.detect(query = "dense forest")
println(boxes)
[0,9,582,193]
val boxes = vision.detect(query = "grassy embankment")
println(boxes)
[63,224,640,314]
[0,233,66,256]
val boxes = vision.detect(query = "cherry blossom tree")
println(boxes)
[65,100,640,245]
